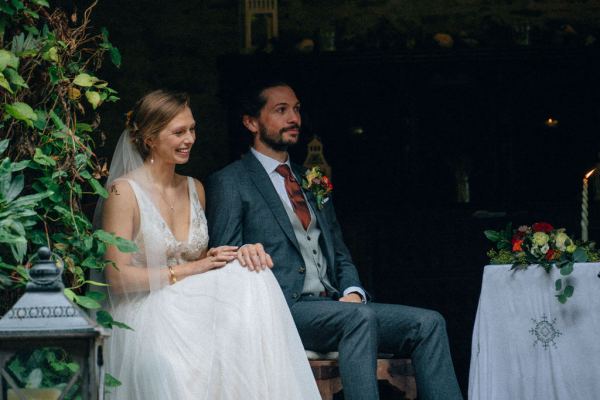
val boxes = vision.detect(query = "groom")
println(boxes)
[206,80,463,400]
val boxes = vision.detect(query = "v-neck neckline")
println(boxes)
[148,177,193,244]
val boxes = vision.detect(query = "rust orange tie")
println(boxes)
[275,164,311,230]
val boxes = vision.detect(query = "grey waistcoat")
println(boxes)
[282,202,336,295]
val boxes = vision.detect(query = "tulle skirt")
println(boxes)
[105,261,320,399]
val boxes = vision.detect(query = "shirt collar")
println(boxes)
[250,147,291,174]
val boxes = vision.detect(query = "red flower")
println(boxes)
[532,222,554,233]
[512,239,523,252]
[322,176,333,191]
[545,249,556,261]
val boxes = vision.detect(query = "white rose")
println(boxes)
[554,232,570,251]
[532,232,549,247]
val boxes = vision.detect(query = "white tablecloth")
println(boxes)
[469,263,600,400]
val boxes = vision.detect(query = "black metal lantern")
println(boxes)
[0,247,107,400]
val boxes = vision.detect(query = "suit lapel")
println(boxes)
[242,153,301,252]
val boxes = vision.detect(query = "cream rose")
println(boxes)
[554,232,570,251]
[532,232,549,247]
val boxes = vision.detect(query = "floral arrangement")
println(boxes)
[302,167,333,210]
[485,222,599,303]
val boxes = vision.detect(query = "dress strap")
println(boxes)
[186,176,203,211]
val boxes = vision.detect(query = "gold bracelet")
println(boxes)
[168,266,177,285]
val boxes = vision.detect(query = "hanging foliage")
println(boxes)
[0,1,134,318]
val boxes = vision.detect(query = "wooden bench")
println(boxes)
[307,351,417,400]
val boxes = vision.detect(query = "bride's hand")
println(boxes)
[237,243,274,271]
[194,246,238,273]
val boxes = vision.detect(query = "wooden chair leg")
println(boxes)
[377,359,418,400]
[314,377,342,400]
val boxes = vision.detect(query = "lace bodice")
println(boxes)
[127,177,209,267]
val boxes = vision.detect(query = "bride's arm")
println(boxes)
[102,181,234,294]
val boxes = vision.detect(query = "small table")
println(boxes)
[469,263,600,400]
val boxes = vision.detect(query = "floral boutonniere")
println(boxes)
[302,166,333,210]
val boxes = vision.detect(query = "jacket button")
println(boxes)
[312,249,317,255]
[298,267,306,274]
[292,292,299,299]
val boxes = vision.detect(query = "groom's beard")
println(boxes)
[257,123,300,152]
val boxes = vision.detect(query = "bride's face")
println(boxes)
[151,106,196,165]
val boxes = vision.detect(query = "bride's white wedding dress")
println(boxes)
[105,177,320,399]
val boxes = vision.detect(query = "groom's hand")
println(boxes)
[339,293,363,303]
[237,243,274,271]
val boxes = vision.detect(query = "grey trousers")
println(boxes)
[290,298,463,400]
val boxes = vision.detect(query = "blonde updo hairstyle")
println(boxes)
[126,90,190,160]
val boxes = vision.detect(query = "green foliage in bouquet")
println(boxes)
[485,222,599,304]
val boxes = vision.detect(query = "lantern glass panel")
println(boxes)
[3,347,82,400]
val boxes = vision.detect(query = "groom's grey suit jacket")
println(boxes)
[206,151,363,307]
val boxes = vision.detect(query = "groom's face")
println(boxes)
[247,86,301,152]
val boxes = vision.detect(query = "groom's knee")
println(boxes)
[347,305,378,335]
[417,309,446,336]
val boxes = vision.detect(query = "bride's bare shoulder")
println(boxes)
[105,179,137,211]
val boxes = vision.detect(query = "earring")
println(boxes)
[150,156,154,165]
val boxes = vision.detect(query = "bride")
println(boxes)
[98,90,320,399]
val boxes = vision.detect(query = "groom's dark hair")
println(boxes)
[239,78,292,118]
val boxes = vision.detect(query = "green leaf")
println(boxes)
[33,148,56,167]
[85,90,101,109]
[96,310,134,331]
[109,46,122,67]
[5,102,37,126]
[556,294,567,304]
[75,123,92,133]
[63,287,76,302]
[4,68,27,88]
[94,229,117,245]
[573,247,588,263]
[10,0,24,10]
[73,73,97,87]
[560,262,574,276]
[86,291,106,302]
[564,285,574,298]
[65,362,79,373]
[555,278,562,291]
[0,72,13,93]
[0,139,9,155]
[115,236,138,253]
[74,153,87,168]
[49,110,66,131]
[74,294,101,309]
[0,49,11,71]
[105,372,122,387]
[84,279,109,287]
[484,230,502,242]
[10,190,52,208]
[48,65,60,84]
[42,46,58,62]
[6,173,24,202]
[89,178,108,198]
[31,0,50,6]
[10,160,31,172]
[0,4,15,16]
